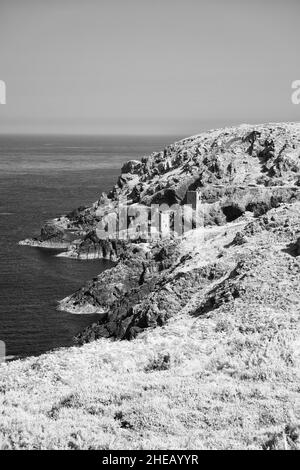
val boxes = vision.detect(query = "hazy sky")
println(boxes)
[0,0,299,134]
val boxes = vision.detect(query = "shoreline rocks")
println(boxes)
[18,238,71,249]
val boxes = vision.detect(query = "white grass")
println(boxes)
[0,298,299,450]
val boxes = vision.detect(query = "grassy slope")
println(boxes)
[1,205,299,450]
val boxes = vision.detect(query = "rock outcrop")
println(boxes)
[20,122,300,253]
[20,122,300,343]
[68,201,300,343]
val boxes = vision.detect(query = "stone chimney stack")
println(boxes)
[186,190,201,212]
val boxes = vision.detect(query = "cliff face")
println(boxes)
[51,122,300,343]
[62,201,299,344]
[19,122,300,340]
[20,122,300,256]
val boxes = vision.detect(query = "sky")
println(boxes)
[0,0,299,135]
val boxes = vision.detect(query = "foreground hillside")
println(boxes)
[2,200,300,449]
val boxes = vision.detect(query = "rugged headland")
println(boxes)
[20,122,300,341]
[2,122,299,449]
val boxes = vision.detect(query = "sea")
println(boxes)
[0,134,180,358]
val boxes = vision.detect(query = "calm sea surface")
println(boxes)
[0,134,180,358]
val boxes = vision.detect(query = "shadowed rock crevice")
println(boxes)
[222,205,244,222]
[282,238,300,258]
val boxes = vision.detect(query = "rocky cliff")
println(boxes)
[20,122,300,343]
[20,123,300,255]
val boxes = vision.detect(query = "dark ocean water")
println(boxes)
[0,134,180,358]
